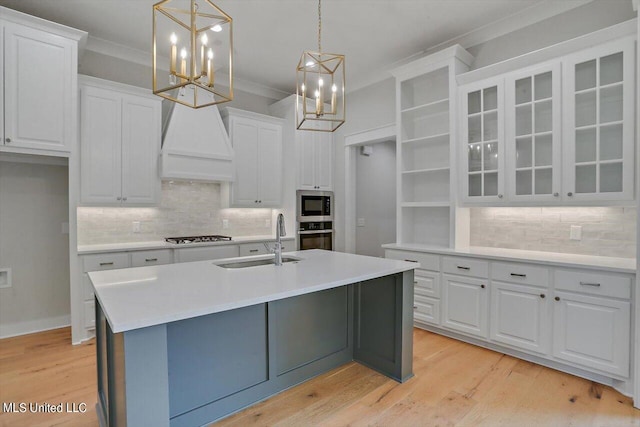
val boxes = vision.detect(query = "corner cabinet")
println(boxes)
[79,76,161,206]
[222,108,283,207]
[0,12,85,156]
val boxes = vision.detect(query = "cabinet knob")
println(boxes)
[555,296,560,301]
[413,305,418,310]
[540,294,546,299]
[122,197,127,201]
[116,197,122,201]
[567,192,573,197]
[553,192,559,197]
[255,200,258,203]
[480,284,485,289]
[498,194,503,199]
[5,137,10,143]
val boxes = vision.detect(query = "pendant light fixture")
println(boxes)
[152,0,233,108]
[296,0,345,132]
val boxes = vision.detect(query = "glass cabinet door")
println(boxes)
[461,79,504,202]
[563,38,635,202]
[505,63,561,201]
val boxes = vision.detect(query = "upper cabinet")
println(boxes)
[298,128,332,191]
[458,33,636,206]
[0,9,85,156]
[562,38,635,202]
[222,108,283,207]
[79,77,161,206]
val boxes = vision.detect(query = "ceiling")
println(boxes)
[0,0,593,96]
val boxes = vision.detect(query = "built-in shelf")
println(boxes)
[402,132,450,145]
[401,98,449,117]
[402,166,450,175]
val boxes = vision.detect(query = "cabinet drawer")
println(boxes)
[492,262,549,287]
[175,245,240,263]
[554,270,631,300]
[83,274,94,300]
[83,252,130,272]
[414,295,440,326]
[84,300,95,330]
[414,271,440,298]
[239,243,269,257]
[442,256,488,278]
[131,249,172,267]
[385,250,439,271]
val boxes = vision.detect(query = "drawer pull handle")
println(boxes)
[413,281,418,285]
[510,273,527,278]
[145,258,158,262]
[480,284,485,289]
[404,259,418,263]
[457,265,470,270]
[413,305,418,310]
[540,294,546,299]
[249,249,259,253]
[579,281,601,287]
[99,262,114,266]
[555,296,560,301]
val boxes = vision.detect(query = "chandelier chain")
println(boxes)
[317,0,322,53]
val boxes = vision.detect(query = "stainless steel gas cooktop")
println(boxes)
[165,235,232,244]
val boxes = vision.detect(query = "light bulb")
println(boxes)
[208,49,214,60]
[315,90,320,98]
[318,78,324,87]
[211,24,222,32]
[201,33,208,45]
[301,83,305,91]
[180,48,187,59]
[332,84,337,93]
[170,33,177,45]
[305,61,314,67]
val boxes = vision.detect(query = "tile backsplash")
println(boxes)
[77,181,273,245]
[470,207,636,259]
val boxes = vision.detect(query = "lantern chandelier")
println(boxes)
[152,0,233,108]
[296,0,345,132]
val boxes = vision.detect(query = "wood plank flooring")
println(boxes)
[0,327,638,426]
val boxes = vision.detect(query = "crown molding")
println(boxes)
[347,0,595,94]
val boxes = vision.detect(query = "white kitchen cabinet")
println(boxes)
[222,108,283,207]
[0,15,84,156]
[298,128,332,191]
[80,77,161,206]
[553,291,630,377]
[459,77,505,204]
[441,273,488,339]
[505,62,562,202]
[490,281,551,354]
[174,245,240,263]
[562,38,635,202]
[130,249,173,267]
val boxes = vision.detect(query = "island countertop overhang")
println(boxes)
[90,249,418,333]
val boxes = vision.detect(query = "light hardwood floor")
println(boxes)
[0,327,638,426]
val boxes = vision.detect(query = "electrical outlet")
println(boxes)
[222,219,229,229]
[357,218,366,227]
[570,225,582,241]
[132,221,141,233]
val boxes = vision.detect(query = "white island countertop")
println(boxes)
[90,250,417,333]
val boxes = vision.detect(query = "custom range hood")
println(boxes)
[160,92,234,182]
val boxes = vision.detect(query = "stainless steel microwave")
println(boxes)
[297,190,333,222]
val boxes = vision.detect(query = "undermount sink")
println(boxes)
[215,256,301,269]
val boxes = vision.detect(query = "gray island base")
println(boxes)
[92,251,415,426]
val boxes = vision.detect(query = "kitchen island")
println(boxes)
[90,250,417,427]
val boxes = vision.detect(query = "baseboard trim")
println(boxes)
[0,315,71,339]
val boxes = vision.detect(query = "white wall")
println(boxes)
[355,141,396,257]
[0,161,71,338]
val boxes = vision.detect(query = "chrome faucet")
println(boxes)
[274,213,286,266]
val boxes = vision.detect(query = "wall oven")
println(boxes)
[297,190,333,222]
[297,190,334,250]
[298,221,333,251]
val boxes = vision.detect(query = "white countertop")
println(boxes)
[78,235,295,254]
[382,243,636,274]
[90,250,417,333]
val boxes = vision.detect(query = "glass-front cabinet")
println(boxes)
[562,38,635,202]
[460,78,504,203]
[505,63,561,202]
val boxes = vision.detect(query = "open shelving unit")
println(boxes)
[391,45,474,247]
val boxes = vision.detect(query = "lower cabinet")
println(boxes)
[384,248,634,384]
[553,291,630,377]
[490,281,551,354]
[441,274,488,339]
